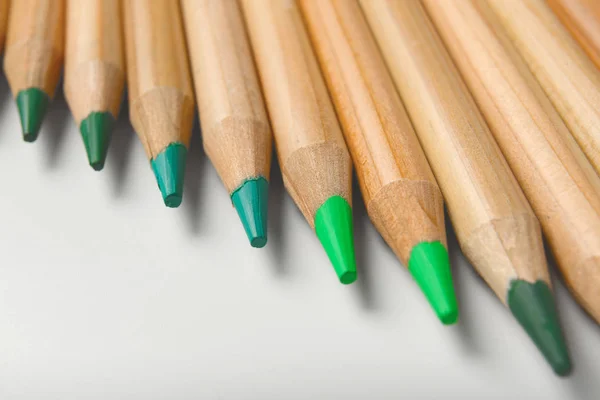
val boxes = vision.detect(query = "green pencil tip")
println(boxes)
[231,177,269,248]
[16,88,50,142]
[315,196,357,285]
[508,280,572,376]
[80,112,115,171]
[150,143,187,208]
[408,241,459,325]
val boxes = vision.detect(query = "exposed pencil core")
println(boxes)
[231,177,269,248]
[508,280,572,376]
[314,196,356,284]
[408,241,458,325]
[150,142,187,208]
[16,88,49,142]
[80,112,115,171]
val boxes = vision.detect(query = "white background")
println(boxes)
[0,74,598,400]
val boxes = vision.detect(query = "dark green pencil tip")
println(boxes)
[150,143,188,208]
[16,88,50,142]
[315,196,356,285]
[231,177,269,248]
[408,241,459,325]
[80,112,115,171]
[508,280,572,376]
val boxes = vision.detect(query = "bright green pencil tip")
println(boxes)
[150,143,187,208]
[80,112,115,171]
[315,196,357,285]
[231,177,269,248]
[16,88,49,142]
[408,241,458,325]
[508,280,572,376]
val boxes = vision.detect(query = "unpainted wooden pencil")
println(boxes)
[361,0,569,373]
[123,0,195,207]
[65,0,126,170]
[181,0,272,247]
[241,0,356,283]
[3,0,65,141]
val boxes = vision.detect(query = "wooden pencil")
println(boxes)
[64,0,125,171]
[546,0,600,69]
[361,0,570,372]
[3,0,65,142]
[486,0,600,177]
[299,0,457,321]
[181,0,272,248]
[123,0,195,208]
[241,0,356,283]
[425,0,600,335]
[0,0,8,53]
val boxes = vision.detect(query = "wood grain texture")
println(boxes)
[0,0,8,53]
[241,0,351,227]
[64,0,125,124]
[360,0,548,302]
[3,0,65,97]
[424,0,600,322]
[299,0,445,265]
[487,0,600,177]
[123,0,194,159]
[181,0,272,194]
[546,0,600,69]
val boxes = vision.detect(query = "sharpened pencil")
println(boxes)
[181,0,272,248]
[427,0,600,336]
[3,0,65,142]
[362,0,570,373]
[65,0,125,170]
[123,0,195,208]
[487,0,600,177]
[241,0,356,284]
[546,0,600,69]
[300,0,457,322]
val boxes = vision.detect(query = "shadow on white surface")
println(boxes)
[107,90,137,199]
[40,79,71,169]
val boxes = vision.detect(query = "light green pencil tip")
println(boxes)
[80,112,115,171]
[150,143,188,208]
[408,241,458,325]
[231,177,269,248]
[315,196,356,285]
[508,280,572,376]
[16,88,50,142]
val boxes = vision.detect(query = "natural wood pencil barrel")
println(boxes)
[300,0,457,323]
[65,0,125,170]
[546,0,600,69]
[3,0,65,141]
[362,0,570,375]
[0,0,8,52]
[181,0,272,247]
[124,0,195,207]
[424,0,600,327]
[241,0,356,283]
[487,0,600,177]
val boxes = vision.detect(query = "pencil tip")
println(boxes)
[231,177,269,248]
[80,112,115,171]
[408,241,459,325]
[16,88,49,142]
[151,143,188,208]
[315,196,357,284]
[508,280,572,376]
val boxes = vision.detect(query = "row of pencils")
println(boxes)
[0,0,599,377]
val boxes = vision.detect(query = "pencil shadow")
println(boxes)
[446,210,481,355]
[42,81,71,169]
[0,65,12,136]
[107,95,136,198]
[351,175,378,311]
[181,117,208,235]
[265,155,288,276]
